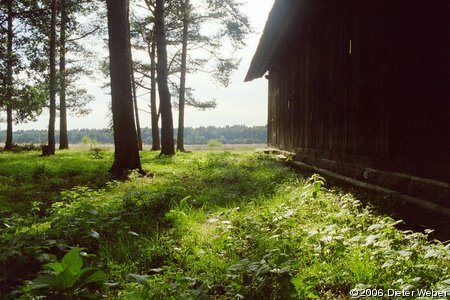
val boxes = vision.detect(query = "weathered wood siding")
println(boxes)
[267,1,449,201]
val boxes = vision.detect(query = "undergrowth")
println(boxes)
[0,149,448,299]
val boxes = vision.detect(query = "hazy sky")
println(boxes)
[13,0,275,130]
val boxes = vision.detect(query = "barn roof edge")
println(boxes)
[244,0,303,82]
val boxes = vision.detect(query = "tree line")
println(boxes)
[1,0,251,176]
[1,0,98,153]
[0,125,267,145]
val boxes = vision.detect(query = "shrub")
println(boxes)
[207,139,223,147]
[21,247,107,299]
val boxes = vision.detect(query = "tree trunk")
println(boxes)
[127,8,143,151]
[106,0,144,177]
[177,4,189,152]
[131,70,143,151]
[129,42,143,151]
[45,0,57,156]
[5,107,13,151]
[59,0,69,150]
[4,0,13,151]
[149,32,160,151]
[155,0,175,156]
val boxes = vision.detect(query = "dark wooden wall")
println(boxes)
[267,0,450,184]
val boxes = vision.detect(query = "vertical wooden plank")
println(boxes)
[267,69,273,146]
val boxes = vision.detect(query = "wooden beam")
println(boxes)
[291,160,450,219]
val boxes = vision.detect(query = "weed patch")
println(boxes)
[0,150,448,299]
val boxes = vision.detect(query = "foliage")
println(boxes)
[306,173,326,199]
[207,139,223,147]
[130,0,251,106]
[0,149,448,299]
[6,82,48,124]
[0,0,101,144]
[81,135,97,146]
[0,150,111,219]
[81,135,103,158]
[20,0,98,116]
[0,143,41,152]
[21,247,107,299]
[0,0,48,127]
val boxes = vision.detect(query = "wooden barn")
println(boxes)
[245,0,450,215]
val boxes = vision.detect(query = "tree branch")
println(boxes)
[66,26,99,43]
[134,80,152,91]
[12,8,47,18]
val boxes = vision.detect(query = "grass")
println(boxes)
[0,148,449,299]
[0,149,111,216]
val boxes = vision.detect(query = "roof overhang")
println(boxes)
[244,0,303,82]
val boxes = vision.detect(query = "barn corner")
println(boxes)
[246,0,450,217]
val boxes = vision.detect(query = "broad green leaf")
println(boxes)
[424,249,441,258]
[307,291,319,299]
[60,269,79,288]
[81,270,107,285]
[364,234,380,246]
[291,277,302,291]
[381,259,395,268]
[257,264,271,275]
[45,262,64,273]
[126,273,149,286]
[227,264,243,272]
[28,274,58,290]
[397,250,412,257]
[149,268,164,273]
[62,247,83,274]
[367,223,384,232]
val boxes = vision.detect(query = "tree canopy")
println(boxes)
[1,0,252,162]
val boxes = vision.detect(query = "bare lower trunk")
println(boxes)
[132,78,143,151]
[4,0,13,151]
[5,107,13,150]
[127,11,143,151]
[106,0,144,176]
[45,0,57,156]
[177,9,189,152]
[149,33,160,151]
[130,47,143,151]
[59,0,69,150]
[155,0,175,156]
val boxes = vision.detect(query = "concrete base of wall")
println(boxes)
[259,147,450,219]
[291,160,450,219]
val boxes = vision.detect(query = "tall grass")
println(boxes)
[0,149,448,299]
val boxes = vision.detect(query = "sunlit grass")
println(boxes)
[0,148,449,299]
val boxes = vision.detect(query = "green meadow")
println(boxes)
[0,148,449,299]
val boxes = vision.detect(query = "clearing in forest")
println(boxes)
[0,149,449,299]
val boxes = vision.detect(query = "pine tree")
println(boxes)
[106,0,144,176]
[155,0,175,156]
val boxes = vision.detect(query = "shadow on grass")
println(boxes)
[0,150,113,217]
[291,166,450,241]
[2,150,449,299]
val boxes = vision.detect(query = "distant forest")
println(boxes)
[0,125,267,145]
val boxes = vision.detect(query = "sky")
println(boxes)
[13,0,275,131]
